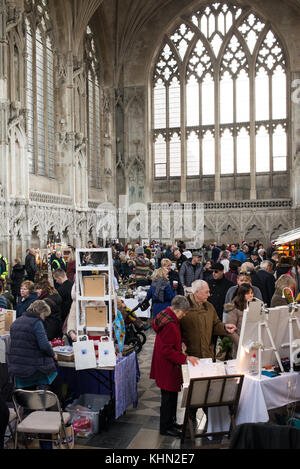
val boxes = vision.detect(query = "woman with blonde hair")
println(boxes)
[145,267,175,319]
[270,274,296,307]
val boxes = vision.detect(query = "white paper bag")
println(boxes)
[73,339,97,370]
[97,336,116,367]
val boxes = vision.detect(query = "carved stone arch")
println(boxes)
[204,225,215,244]
[218,215,239,238]
[244,224,266,243]
[220,224,239,245]
[270,223,288,241]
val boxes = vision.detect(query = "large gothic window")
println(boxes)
[25,0,55,177]
[85,26,102,189]
[152,2,288,180]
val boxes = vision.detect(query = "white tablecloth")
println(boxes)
[121,298,152,318]
[207,372,300,433]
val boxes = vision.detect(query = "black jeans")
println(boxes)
[160,389,178,433]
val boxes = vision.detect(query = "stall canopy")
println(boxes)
[272,227,300,258]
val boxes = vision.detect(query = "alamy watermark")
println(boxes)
[95,196,204,247]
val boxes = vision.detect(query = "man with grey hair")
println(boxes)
[180,280,236,426]
[180,280,236,360]
[257,260,275,307]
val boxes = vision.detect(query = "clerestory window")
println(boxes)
[152,2,288,180]
[25,0,55,177]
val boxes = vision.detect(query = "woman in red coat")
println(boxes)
[150,295,199,437]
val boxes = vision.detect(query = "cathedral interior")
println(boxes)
[1,0,300,263]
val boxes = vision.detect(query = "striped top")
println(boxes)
[134,256,152,280]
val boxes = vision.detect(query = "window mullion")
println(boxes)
[43,37,48,178]
[166,84,170,178]
[199,81,202,177]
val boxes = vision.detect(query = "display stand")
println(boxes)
[75,248,116,341]
[237,301,284,379]
[281,303,300,372]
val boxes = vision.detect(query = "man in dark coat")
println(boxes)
[10,259,26,305]
[210,243,221,262]
[179,252,203,289]
[207,262,235,320]
[25,248,38,282]
[241,262,267,304]
[256,260,276,307]
[52,268,74,323]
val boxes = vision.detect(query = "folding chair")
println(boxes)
[181,374,244,448]
[12,389,71,449]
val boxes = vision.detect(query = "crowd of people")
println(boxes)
[1,238,300,445]
[109,239,300,437]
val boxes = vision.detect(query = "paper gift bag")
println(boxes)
[97,336,116,367]
[73,339,97,370]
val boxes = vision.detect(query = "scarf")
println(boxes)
[153,308,175,332]
[152,278,169,302]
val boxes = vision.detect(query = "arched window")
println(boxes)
[25,1,55,177]
[85,26,102,189]
[152,2,288,183]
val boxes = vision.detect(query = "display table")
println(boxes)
[207,371,300,433]
[58,351,139,419]
[121,297,152,318]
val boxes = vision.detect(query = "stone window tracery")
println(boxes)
[152,1,288,182]
[85,26,102,190]
[25,0,55,178]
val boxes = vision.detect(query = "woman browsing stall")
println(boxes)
[150,295,199,437]
[224,283,255,358]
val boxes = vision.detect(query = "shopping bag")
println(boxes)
[73,337,97,370]
[97,336,116,367]
[52,424,74,449]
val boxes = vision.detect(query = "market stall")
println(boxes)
[272,227,300,259]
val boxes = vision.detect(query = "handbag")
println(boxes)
[73,337,97,370]
[97,336,116,367]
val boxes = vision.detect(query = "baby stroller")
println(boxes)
[123,299,149,354]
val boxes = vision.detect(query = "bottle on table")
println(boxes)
[249,352,258,376]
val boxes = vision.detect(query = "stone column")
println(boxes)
[0,0,9,195]
[291,72,300,207]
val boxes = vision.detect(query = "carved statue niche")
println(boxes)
[128,160,145,205]
[74,132,88,208]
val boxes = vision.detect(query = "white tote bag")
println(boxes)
[97,336,116,367]
[73,338,97,370]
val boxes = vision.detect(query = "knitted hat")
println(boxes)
[135,246,144,255]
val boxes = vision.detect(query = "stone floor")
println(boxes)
[74,328,228,450]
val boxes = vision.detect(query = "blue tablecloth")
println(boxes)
[58,352,139,419]
[114,352,138,419]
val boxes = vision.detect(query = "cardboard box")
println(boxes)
[86,306,107,328]
[83,276,105,297]
[5,310,15,331]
